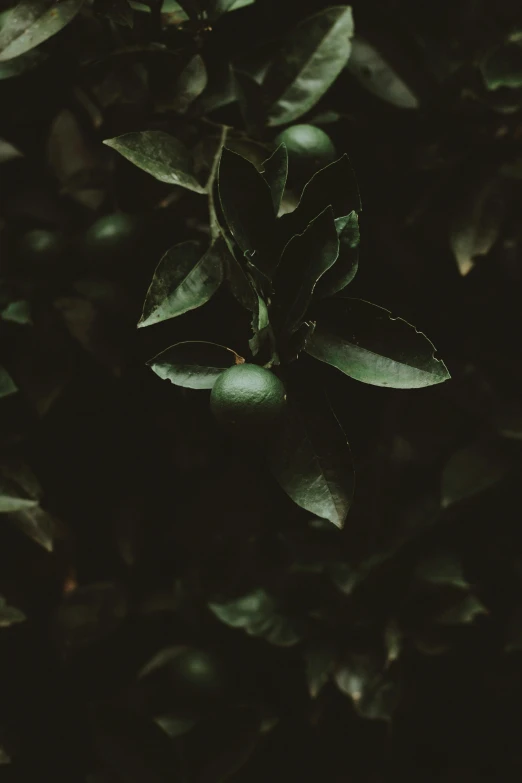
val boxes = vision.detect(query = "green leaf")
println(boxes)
[204,0,242,19]
[0,365,17,399]
[433,594,488,626]
[274,205,339,334]
[0,483,39,514]
[346,37,419,109]
[441,440,510,508]
[261,143,288,215]
[172,0,201,18]
[248,294,271,357]
[147,341,243,389]
[103,131,205,193]
[0,596,26,628]
[277,154,360,253]
[449,178,504,276]
[234,69,266,132]
[384,620,402,666]
[415,551,469,590]
[94,0,134,28]
[138,240,224,328]
[263,6,354,126]
[0,0,84,62]
[218,147,275,272]
[224,253,258,312]
[268,385,354,529]
[0,47,46,78]
[0,138,23,162]
[172,54,207,113]
[481,43,522,90]
[1,299,32,325]
[9,505,55,551]
[209,588,302,646]
[335,656,399,721]
[315,211,360,298]
[306,298,450,389]
[305,641,337,698]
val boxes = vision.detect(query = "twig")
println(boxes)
[207,124,229,240]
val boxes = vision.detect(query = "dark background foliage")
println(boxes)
[1,0,522,780]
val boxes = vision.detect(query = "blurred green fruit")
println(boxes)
[83,212,143,263]
[17,229,66,264]
[274,124,337,176]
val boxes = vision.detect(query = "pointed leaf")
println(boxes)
[147,341,242,389]
[450,178,504,276]
[415,551,469,590]
[9,505,55,551]
[441,440,510,508]
[315,211,360,298]
[209,588,302,646]
[434,594,488,626]
[261,143,288,215]
[277,154,360,254]
[0,596,26,628]
[346,37,419,108]
[218,147,275,272]
[0,365,17,399]
[173,54,207,113]
[139,240,224,328]
[306,298,450,389]
[274,205,339,334]
[263,6,354,126]
[305,641,337,698]
[268,385,354,529]
[0,0,85,62]
[481,43,522,90]
[0,138,23,163]
[104,131,205,193]
[335,655,399,721]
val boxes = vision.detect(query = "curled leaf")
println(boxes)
[147,341,242,389]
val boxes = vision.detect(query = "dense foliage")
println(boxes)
[1,0,522,780]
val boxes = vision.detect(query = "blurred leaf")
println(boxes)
[0,46,46,78]
[147,341,243,389]
[94,0,134,27]
[138,239,224,328]
[0,365,17,398]
[218,147,275,273]
[306,298,450,389]
[305,641,337,698]
[0,596,26,627]
[314,211,360,298]
[0,746,10,764]
[415,551,469,589]
[154,715,196,738]
[263,6,354,126]
[335,655,399,721]
[54,296,125,375]
[1,299,32,325]
[494,398,522,440]
[481,43,522,90]
[188,60,236,116]
[0,138,23,162]
[171,54,207,113]
[268,384,354,529]
[274,205,339,334]
[441,440,510,508]
[261,143,288,215]
[278,154,360,251]
[104,131,205,193]
[0,460,40,514]
[53,582,127,651]
[209,587,302,645]
[384,620,402,666]
[346,36,419,108]
[450,178,504,276]
[9,505,55,551]
[433,594,488,626]
[0,0,84,62]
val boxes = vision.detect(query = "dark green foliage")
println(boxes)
[1,0,522,780]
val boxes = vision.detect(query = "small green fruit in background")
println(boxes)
[167,648,226,700]
[83,212,143,264]
[210,364,286,435]
[274,124,337,175]
[17,229,66,265]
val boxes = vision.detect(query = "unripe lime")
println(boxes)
[274,124,337,173]
[83,212,142,264]
[210,364,286,435]
[17,229,66,264]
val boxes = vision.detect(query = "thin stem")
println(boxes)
[207,124,229,240]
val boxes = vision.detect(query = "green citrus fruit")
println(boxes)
[274,124,337,173]
[83,212,142,263]
[17,229,66,264]
[210,364,286,435]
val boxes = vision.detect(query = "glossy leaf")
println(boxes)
[314,211,360,298]
[0,596,26,628]
[263,6,354,126]
[218,147,275,272]
[104,131,205,193]
[0,0,84,62]
[268,385,354,528]
[0,365,17,399]
[261,143,288,215]
[209,588,302,646]
[274,205,339,334]
[147,341,243,389]
[277,154,360,253]
[346,37,419,109]
[138,240,224,328]
[481,43,522,90]
[306,298,450,389]
[173,54,208,113]
[441,440,510,508]
[0,484,39,514]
